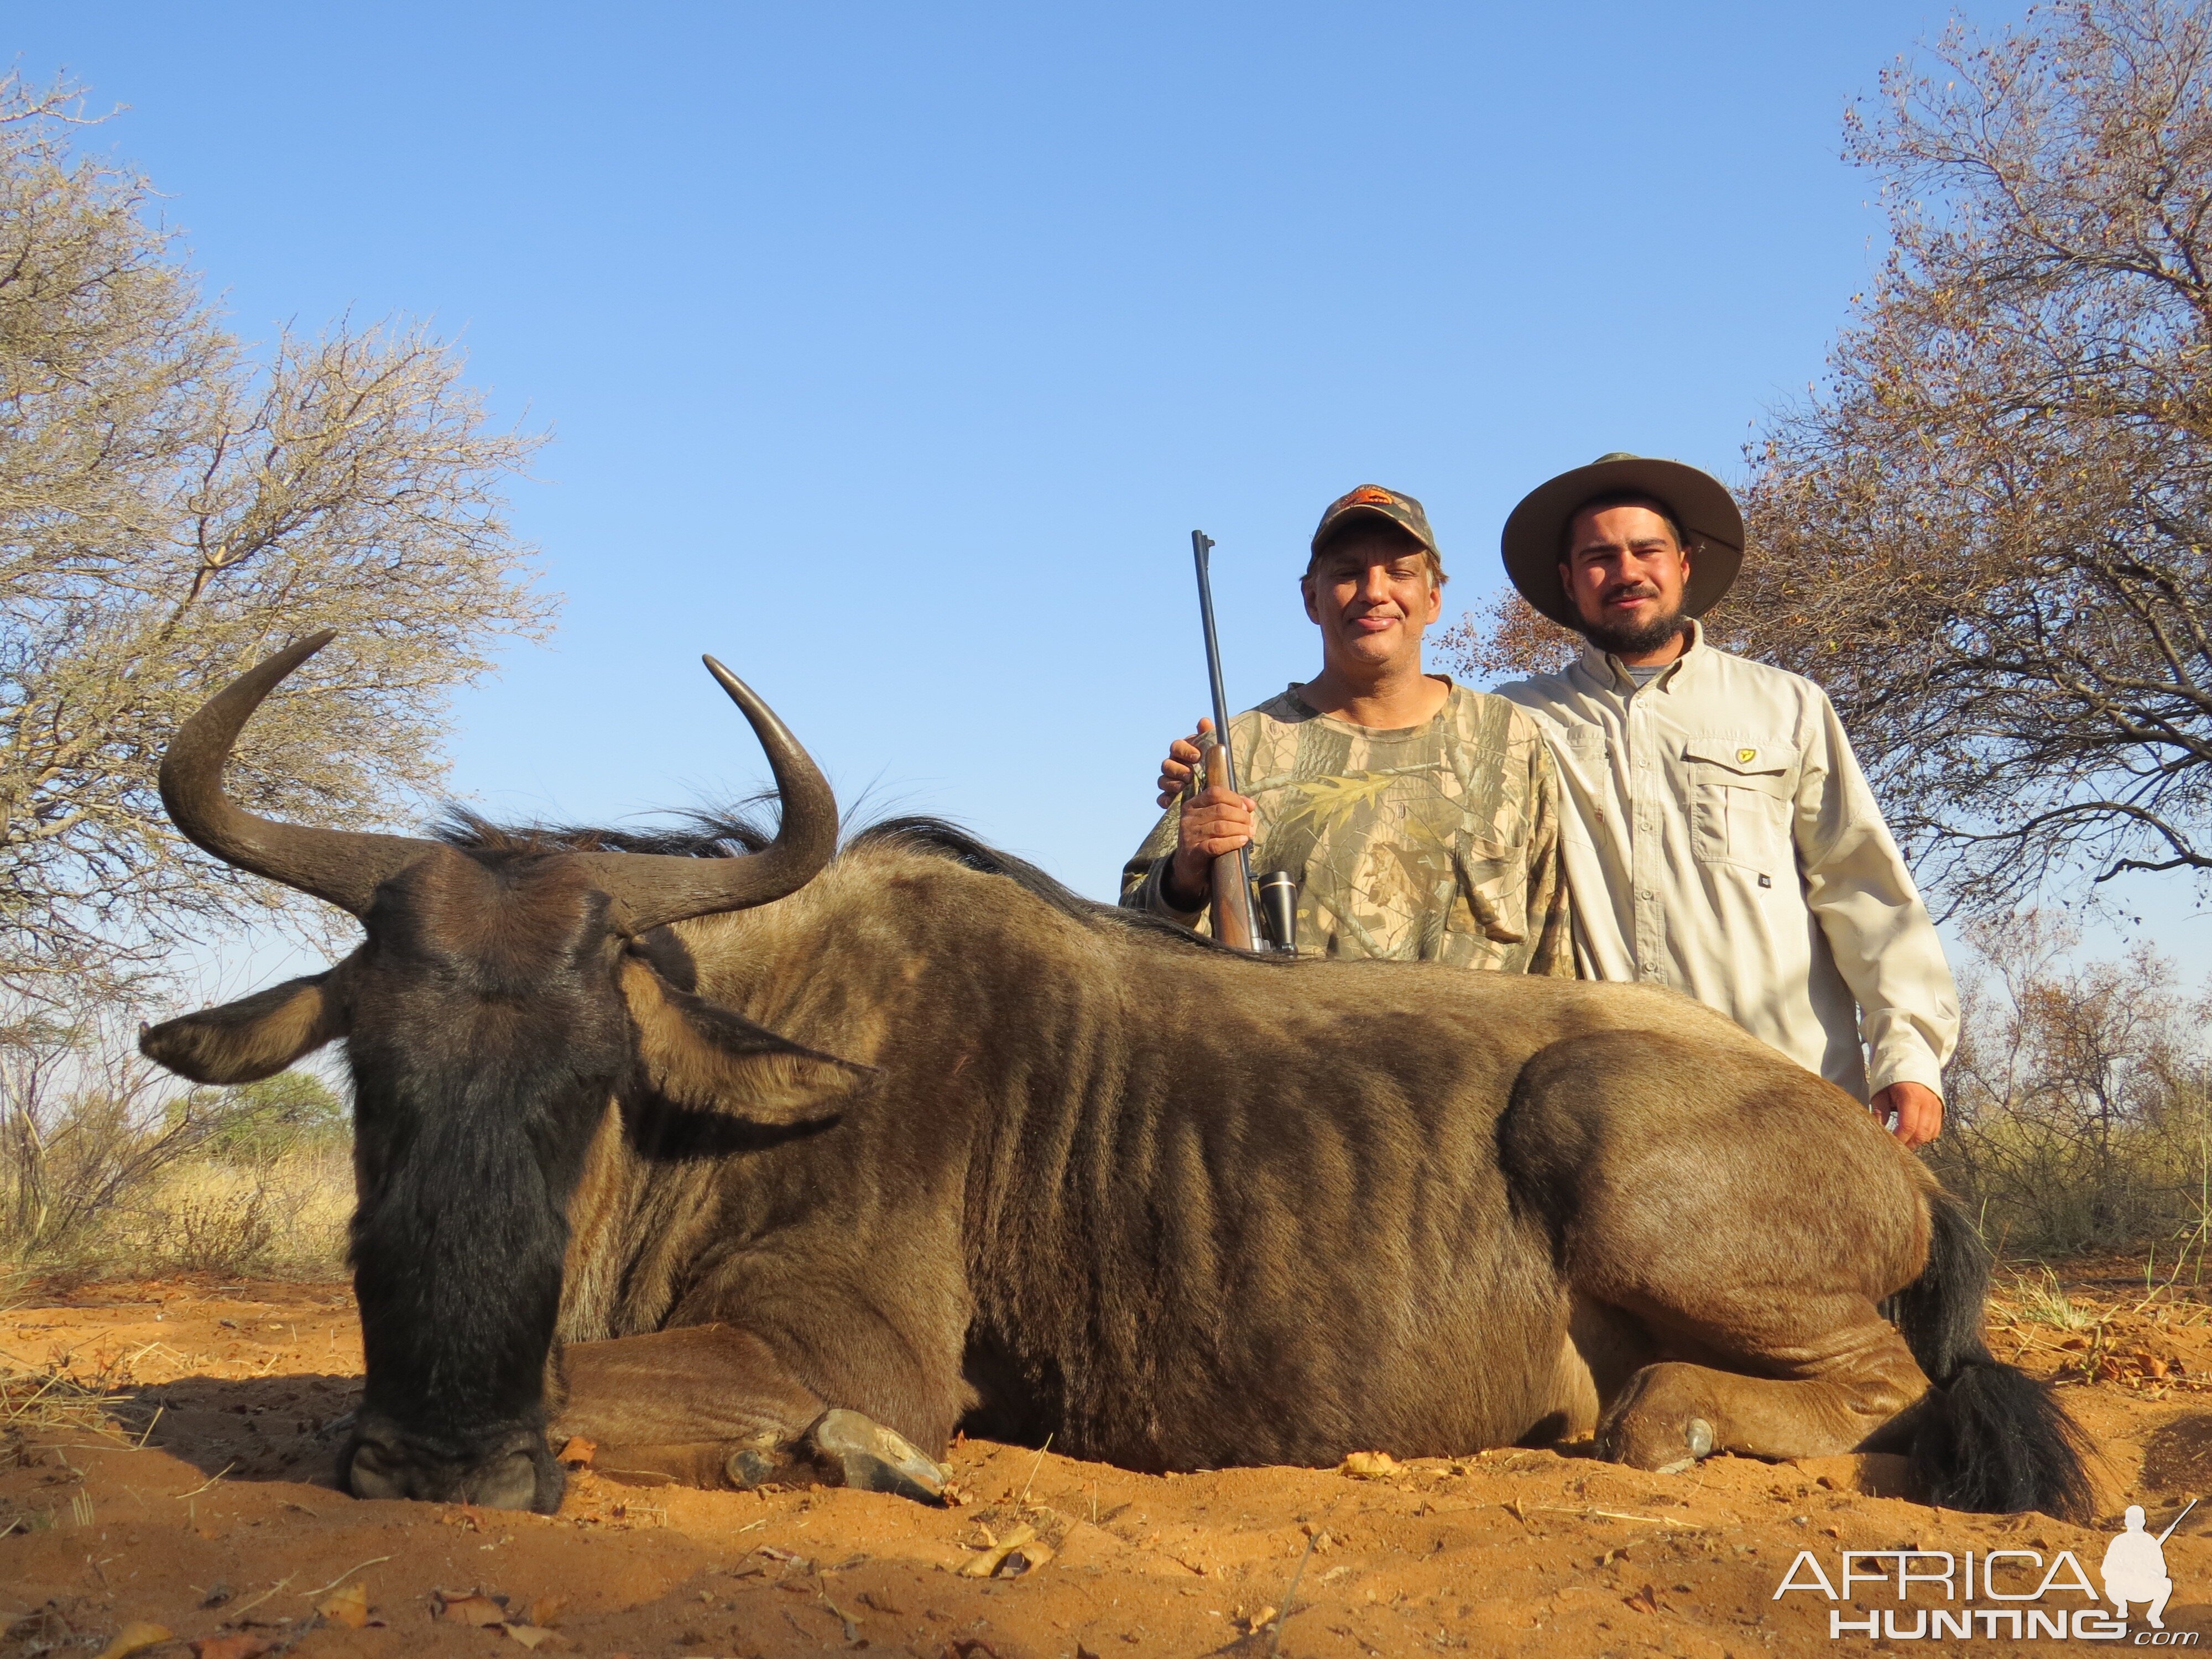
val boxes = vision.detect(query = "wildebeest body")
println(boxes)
[536,831,1897,1473]
[139,640,2091,1521]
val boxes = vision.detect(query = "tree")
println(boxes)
[1737,0,2212,915]
[1443,1,2212,920]
[1929,911,2212,1255]
[1433,589,1577,685]
[0,76,554,1005]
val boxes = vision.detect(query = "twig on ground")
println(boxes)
[223,1574,295,1621]
[1530,1505,1702,1529]
[1018,1433,1053,1506]
[171,1463,234,1499]
[1266,1495,1344,1659]
[299,1556,392,1599]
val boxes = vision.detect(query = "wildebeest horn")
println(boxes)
[570,655,839,932]
[159,632,438,917]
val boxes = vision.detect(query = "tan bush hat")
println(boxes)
[1500,452,1743,627]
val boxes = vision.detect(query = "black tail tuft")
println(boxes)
[1891,1190,2095,1522]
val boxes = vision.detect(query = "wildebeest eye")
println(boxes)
[627,925,698,993]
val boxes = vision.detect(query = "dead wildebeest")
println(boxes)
[139,635,2092,1520]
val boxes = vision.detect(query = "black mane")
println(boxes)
[435,807,1225,951]
[436,805,776,859]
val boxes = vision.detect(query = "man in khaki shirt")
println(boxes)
[1494,454,1958,1145]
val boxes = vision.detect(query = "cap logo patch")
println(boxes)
[1346,486,1396,507]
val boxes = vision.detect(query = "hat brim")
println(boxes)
[1500,457,1743,628]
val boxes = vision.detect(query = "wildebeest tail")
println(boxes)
[1891,1188,2094,1521]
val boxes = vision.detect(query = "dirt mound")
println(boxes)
[4,1272,2210,1656]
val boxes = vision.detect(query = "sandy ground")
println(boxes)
[7,1268,2212,1657]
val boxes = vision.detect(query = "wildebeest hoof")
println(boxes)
[1651,1417,1715,1476]
[726,1447,783,1490]
[807,1408,948,1504]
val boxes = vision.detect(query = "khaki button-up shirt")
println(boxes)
[1498,622,1958,1100]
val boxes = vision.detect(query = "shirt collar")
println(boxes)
[1572,618,1707,697]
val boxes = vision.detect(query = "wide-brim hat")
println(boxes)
[1500,452,1743,627]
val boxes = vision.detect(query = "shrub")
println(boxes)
[1929,914,2212,1261]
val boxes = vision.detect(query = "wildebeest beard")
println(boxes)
[337,882,640,1515]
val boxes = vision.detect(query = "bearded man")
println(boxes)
[1122,484,1572,975]
[1495,453,1958,1146]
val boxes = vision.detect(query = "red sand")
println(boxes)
[6,1271,2211,1657]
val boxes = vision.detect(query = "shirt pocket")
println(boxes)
[1683,738,1798,874]
[1445,836,1527,945]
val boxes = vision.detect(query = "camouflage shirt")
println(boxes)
[1119,681,1574,974]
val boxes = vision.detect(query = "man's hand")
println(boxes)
[1157,718,1256,911]
[1155,717,1214,806]
[1871,1081,1943,1147]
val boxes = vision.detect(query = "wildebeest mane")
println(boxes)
[436,805,776,859]
[436,807,1237,952]
[843,816,1243,952]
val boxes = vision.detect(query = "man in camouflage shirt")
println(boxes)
[1120,484,1573,974]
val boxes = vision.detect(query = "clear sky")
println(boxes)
[15,2,2208,979]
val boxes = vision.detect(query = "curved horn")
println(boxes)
[159,631,438,916]
[572,656,838,932]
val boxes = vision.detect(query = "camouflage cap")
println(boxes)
[1310,484,1442,569]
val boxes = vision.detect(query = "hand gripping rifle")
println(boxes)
[1190,531,1296,953]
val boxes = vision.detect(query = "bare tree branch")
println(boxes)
[0,72,557,1003]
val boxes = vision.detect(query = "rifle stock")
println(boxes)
[1201,735,1259,951]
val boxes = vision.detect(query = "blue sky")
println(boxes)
[16,2,2208,976]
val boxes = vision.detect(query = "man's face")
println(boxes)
[1558,503,1692,655]
[1302,530,1442,674]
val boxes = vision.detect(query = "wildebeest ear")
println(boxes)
[140,971,347,1085]
[619,958,867,1123]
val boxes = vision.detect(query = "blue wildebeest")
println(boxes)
[139,636,2090,1519]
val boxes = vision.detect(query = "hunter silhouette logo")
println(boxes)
[2104,1499,2193,1630]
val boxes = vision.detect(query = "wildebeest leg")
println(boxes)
[1591,1295,1928,1473]
[1503,1030,1933,1474]
[551,1326,948,1501]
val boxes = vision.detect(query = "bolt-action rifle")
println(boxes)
[1188,530,1296,953]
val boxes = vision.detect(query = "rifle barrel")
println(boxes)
[1192,530,1258,950]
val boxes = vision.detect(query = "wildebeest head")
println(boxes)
[138,635,851,1512]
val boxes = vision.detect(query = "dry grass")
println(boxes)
[0,1266,152,1537]
[107,1146,352,1279]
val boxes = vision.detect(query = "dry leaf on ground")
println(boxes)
[555,1436,595,1468]
[503,1625,574,1651]
[436,1592,509,1626]
[959,1523,1037,1578]
[94,1624,171,1659]
[1339,1450,1399,1478]
[316,1582,369,1628]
